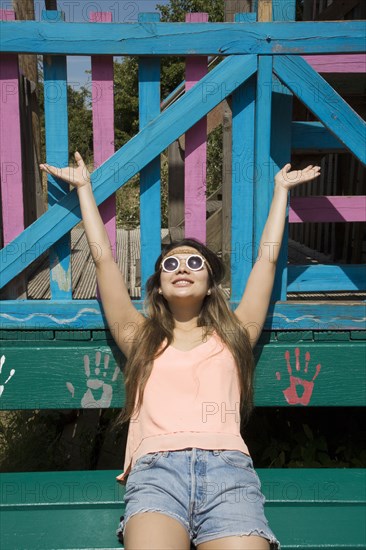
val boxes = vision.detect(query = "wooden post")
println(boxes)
[230,12,257,301]
[138,12,161,296]
[270,0,294,301]
[12,0,44,226]
[254,1,273,276]
[224,1,251,21]
[42,9,71,300]
[168,140,185,234]
[258,0,272,21]
[222,1,252,286]
[184,13,208,243]
[0,9,26,298]
[90,12,116,300]
[303,0,314,20]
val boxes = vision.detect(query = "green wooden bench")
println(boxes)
[1,468,365,549]
[1,329,365,549]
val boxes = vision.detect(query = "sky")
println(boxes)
[1,0,169,88]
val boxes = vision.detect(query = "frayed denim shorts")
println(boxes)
[116,447,280,548]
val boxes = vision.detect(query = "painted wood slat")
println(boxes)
[230,81,256,300]
[116,228,129,289]
[0,9,24,248]
[1,21,365,55]
[1,300,364,331]
[254,56,272,259]
[288,264,366,292]
[289,195,366,223]
[138,12,161,297]
[263,301,366,331]
[129,227,141,298]
[90,12,116,273]
[273,55,366,166]
[0,55,257,287]
[184,13,208,243]
[1,470,365,549]
[258,0,272,22]
[272,0,296,21]
[231,12,257,301]
[0,339,364,409]
[270,0,295,302]
[303,54,366,73]
[270,78,292,302]
[229,12,254,299]
[292,121,344,151]
[42,10,71,300]
[2,468,364,505]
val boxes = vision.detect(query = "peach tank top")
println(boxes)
[116,331,249,484]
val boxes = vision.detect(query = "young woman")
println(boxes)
[40,153,320,550]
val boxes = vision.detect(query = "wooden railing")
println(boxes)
[0,7,365,332]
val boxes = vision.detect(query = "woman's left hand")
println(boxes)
[275,163,321,191]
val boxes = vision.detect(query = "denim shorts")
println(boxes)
[116,447,280,548]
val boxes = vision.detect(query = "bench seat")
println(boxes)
[1,468,365,549]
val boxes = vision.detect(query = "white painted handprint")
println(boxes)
[0,355,15,398]
[67,351,120,408]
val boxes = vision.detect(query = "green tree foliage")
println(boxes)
[157,0,224,22]
[67,85,92,164]
[113,57,139,150]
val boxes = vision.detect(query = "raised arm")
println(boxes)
[40,152,144,357]
[234,163,321,347]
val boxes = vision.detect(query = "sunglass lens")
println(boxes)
[163,256,179,272]
[187,255,204,270]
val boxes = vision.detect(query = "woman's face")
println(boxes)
[158,246,211,304]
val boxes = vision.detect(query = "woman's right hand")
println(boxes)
[40,151,91,189]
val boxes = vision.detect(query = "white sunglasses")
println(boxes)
[161,254,206,273]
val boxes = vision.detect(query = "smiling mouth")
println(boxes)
[173,280,193,286]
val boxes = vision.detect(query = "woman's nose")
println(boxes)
[177,259,189,272]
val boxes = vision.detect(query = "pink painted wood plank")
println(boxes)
[303,54,366,73]
[184,13,208,243]
[289,196,366,223]
[0,9,24,246]
[0,9,14,20]
[90,12,116,263]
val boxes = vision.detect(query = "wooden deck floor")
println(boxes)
[24,226,363,300]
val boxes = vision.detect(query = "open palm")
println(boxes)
[40,151,91,189]
[275,163,321,191]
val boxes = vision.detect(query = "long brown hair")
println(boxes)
[117,238,255,426]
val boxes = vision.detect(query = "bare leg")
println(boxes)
[123,511,191,550]
[197,534,270,549]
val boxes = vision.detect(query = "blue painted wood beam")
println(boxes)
[270,77,292,302]
[0,55,257,287]
[272,0,296,22]
[270,0,295,302]
[273,55,366,165]
[1,21,365,55]
[231,77,256,301]
[231,13,256,302]
[42,10,71,300]
[288,265,366,292]
[254,56,273,258]
[291,122,345,151]
[138,12,161,298]
[1,300,364,331]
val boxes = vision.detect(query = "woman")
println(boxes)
[40,153,320,549]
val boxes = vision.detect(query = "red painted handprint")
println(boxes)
[276,348,321,406]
